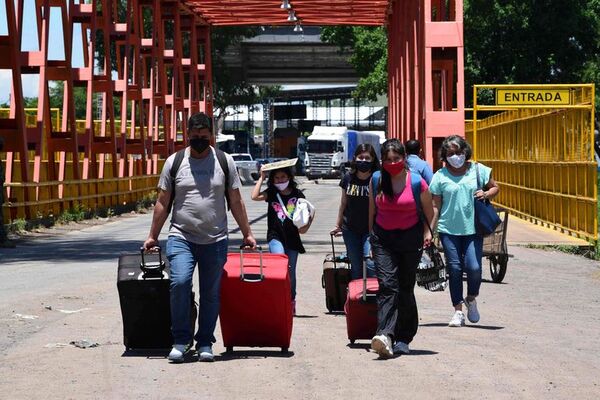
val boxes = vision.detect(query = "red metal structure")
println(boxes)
[0,0,464,221]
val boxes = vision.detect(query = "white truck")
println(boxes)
[304,127,385,179]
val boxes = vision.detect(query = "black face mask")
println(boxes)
[190,137,210,154]
[355,160,372,173]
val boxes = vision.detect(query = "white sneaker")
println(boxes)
[464,298,480,323]
[198,345,214,362]
[371,334,393,358]
[448,310,466,327]
[392,341,410,355]
[168,344,190,363]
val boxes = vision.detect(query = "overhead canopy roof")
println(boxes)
[185,0,391,26]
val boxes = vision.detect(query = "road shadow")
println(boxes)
[294,314,318,319]
[420,322,504,330]
[0,236,152,263]
[121,349,169,358]
[217,349,294,361]
[346,342,371,351]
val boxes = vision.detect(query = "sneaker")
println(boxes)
[371,334,393,358]
[168,344,190,363]
[197,345,214,362]
[464,298,480,323]
[448,310,466,327]
[392,341,410,355]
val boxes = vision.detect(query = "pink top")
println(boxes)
[375,172,428,230]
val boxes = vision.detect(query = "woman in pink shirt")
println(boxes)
[368,139,434,359]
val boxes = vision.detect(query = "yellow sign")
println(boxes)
[496,89,572,106]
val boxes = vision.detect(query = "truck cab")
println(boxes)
[304,127,383,179]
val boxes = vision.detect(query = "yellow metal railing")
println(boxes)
[0,108,61,131]
[466,84,597,243]
[2,174,160,221]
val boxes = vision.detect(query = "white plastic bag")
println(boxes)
[292,198,315,229]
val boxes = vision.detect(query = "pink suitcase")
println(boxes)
[344,259,378,343]
[220,247,293,353]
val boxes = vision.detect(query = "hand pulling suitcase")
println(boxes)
[322,233,351,312]
[117,248,196,350]
[344,256,378,344]
[220,246,293,353]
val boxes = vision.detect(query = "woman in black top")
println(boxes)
[251,166,312,314]
[331,144,380,280]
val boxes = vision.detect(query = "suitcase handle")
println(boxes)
[139,246,166,278]
[239,245,264,282]
[362,256,372,302]
[330,232,343,269]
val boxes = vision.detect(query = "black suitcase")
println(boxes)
[321,234,351,312]
[117,248,196,350]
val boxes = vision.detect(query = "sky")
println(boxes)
[0,3,344,106]
[0,1,84,104]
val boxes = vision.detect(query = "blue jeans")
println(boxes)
[166,235,228,347]
[439,233,484,307]
[268,239,299,300]
[342,229,375,280]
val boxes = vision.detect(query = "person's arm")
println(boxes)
[368,180,375,233]
[422,164,434,185]
[475,174,499,201]
[431,194,442,232]
[251,166,268,201]
[420,189,434,247]
[330,189,347,235]
[228,187,257,248]
[143,189,171,251]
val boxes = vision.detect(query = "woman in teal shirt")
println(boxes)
[429,135,499,327]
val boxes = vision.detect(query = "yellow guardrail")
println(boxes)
[466,84,597,243]
[2,174,160,221]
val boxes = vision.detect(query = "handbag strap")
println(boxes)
[276,192,292,220]
[475,162,482,190]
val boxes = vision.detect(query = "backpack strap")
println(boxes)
[215,148,231,211]
[167,149,186,214]
[410,170,424,222]
[370,170,381,203]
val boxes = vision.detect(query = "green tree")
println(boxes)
[321,26,387,101]
[211,26,281,132]
[321,1,600,109]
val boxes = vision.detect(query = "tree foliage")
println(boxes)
[321,26,387,101]
[321,1,600,109]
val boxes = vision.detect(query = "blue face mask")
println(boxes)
[356,160,372,172]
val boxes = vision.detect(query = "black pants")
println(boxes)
[370,223,423,344]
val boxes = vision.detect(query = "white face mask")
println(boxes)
[447,154,466,169]
[274,181,290,191]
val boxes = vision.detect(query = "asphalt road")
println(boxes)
[1,177,600,399]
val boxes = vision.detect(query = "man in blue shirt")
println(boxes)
[405,139,433,184]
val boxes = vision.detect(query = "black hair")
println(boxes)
[350,143,380,175]
[266,167,298,194]
[379,139,406,199]
[439,135,472,162]
[405,139,421,155]
[188,112,213,133]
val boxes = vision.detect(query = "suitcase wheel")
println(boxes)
[226,346,233,353]
[350,340,355,345]
[281,347,289,354]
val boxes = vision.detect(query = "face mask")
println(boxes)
[355,160,372,173]
[383,160,405,176]
[274,181,290,191]
[446,154,465,169]
[189,137,210,154]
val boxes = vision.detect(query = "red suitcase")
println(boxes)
[344,259,379,344]
[220,247,293,353]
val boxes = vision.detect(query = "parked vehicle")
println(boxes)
[231,153,256,182]
[304,127,384,179]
